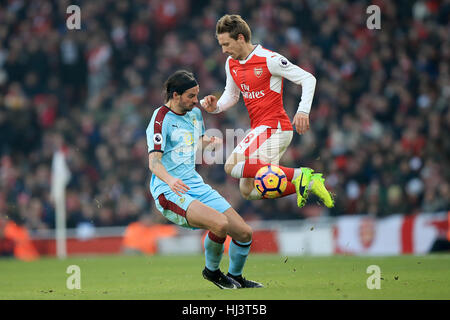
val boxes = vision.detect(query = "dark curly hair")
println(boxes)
[163,70,198,102]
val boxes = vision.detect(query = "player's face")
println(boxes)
[179,86,199,112]
[217,33,245,60]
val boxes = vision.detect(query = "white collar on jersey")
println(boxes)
[239,44,261,64]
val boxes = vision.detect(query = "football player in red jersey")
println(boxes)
[201,14,334,208]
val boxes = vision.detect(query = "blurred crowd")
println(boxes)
[0,0,449,233]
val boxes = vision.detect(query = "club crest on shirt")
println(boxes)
[183,132,194,145]
[254,67,263,78]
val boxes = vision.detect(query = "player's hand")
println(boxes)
[167,177,190,196]
[203,136,222,152]
[208,136,223,151]
[292,112,310,135]
[200,95,218,113]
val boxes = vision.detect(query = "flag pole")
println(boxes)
[55,189,67,259]
[51,149,71,260]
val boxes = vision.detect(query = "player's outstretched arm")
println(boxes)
[200,58,240,114]
[148,152,189,196]
[266,53,316,135]
[200,95,219,113]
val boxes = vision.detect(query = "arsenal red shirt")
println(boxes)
[216,44,317,131]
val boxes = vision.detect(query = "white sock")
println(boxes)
[230,161,245,178]
[292,168,302,180]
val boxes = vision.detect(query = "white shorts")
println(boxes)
[231,126,293,164]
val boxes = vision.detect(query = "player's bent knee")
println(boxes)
[235,225,252,243]
[242,226,253,243]
[224,162,235,176]
[240,189,252,200]
[212,214,229,237]
[224,154,242,176]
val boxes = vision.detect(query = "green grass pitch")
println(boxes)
[0,254,449,300]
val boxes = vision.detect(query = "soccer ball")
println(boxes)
[254,165,287,199]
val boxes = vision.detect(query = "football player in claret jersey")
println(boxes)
[201,14,334,209]
[146,70,262,289]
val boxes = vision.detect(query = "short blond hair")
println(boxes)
[216,14,251,42]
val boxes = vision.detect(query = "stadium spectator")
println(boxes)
[122,213,177,255]
[0,214,15,257]
[0,0,448,232]
[0,212,39,261]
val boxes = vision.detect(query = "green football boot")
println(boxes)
[292,168,335,208]
[292,167,314,208]
[310,173,335,208]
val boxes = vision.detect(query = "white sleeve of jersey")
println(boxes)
[215,57,240,113]
[266,53,316,114]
